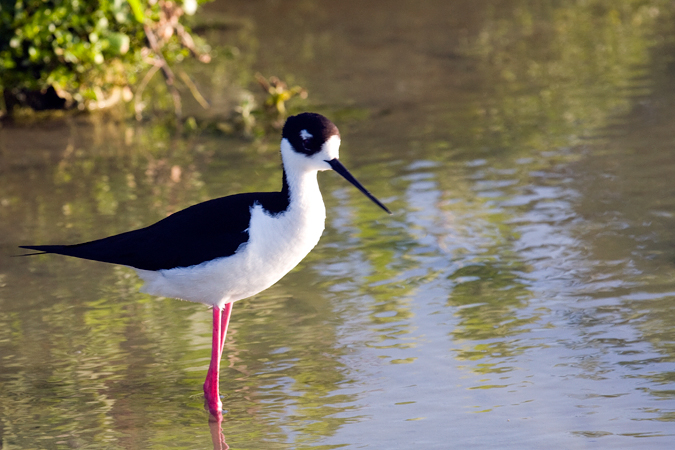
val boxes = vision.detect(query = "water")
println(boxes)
[2,0,675,448]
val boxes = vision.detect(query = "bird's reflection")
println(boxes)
[209,411,229,450]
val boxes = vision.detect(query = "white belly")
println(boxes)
[135,200,326,307]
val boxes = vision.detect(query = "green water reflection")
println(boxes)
[2,0,675,448]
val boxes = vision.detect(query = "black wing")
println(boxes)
[21,191,290,271]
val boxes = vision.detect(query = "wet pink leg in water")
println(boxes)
[204,303,233,416]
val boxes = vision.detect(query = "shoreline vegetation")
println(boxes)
[0,0,307,133]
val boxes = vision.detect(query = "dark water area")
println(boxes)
[2,0,675,448]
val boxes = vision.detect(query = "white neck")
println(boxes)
[280,139,325,213]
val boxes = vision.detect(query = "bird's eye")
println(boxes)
[300,130,313,150]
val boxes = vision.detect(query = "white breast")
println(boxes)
[135,176,326,308]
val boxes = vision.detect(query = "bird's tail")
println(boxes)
[16,245,68,257]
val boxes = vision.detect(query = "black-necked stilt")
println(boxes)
[21,112,390,417]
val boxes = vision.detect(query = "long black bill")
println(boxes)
[326,158,392,214]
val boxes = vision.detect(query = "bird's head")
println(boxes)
[281,112,391,214]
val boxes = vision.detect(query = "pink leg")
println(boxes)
[204,306,222,415]
[204,303,233,417]
[220,303,233,355]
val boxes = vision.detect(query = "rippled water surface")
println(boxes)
[2,1,675,448]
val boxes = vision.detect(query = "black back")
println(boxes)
[21,190,290,271]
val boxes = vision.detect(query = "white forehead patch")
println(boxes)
[323,135,341,160]
[300,129,313,140]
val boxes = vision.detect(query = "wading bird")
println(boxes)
[21,112,390,416]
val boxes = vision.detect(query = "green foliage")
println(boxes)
[0,0,207,111]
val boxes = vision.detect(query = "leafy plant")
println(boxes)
[0,0,210,115]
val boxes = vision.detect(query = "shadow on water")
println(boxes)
[2,0,675,448]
